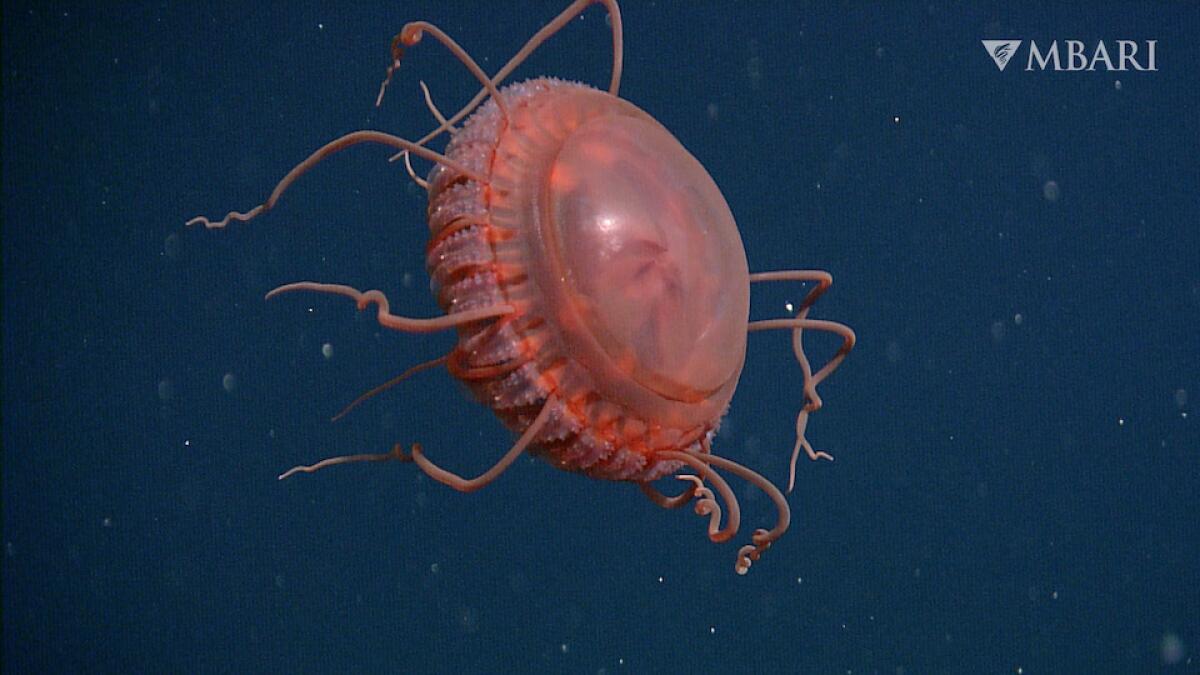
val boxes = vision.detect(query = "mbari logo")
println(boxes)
[982,40,1021,71]
[981,39,1158,72]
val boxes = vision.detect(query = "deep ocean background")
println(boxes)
[4,2,1198,673]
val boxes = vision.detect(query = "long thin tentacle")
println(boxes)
[400,150,430,190]
[748,270,856,492]
[657,450,740,544]
[657,449,790,574]
[678,476,724,540]
[279,396,556,491]
[186,130,485,229]
[748,313,855,490]
[494,0,623,96]
[278,444,407,480]
[747,315,854,389]
[418,81,453,132]
[750,270,833,312]
[264,281,513,334]
[331,355,448,422]
[395,0,623,156]
[394,81,455,190]
[700,454,792,575]
[639,478,698,509]
[406,396,558,492]
[377,21,510,120]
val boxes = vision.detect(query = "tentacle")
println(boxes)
[278,443,407,480]
[187,130,485,230]
[381,20,510,120]
[494,0,623,96]
[425,216,516,254]
[700,454,791,575]
[331,355,448,423]
[400,151,429,190]
[418,80,454,133]
[405,396,558,492]
[750,270,833,312]
[264,281,513,334]
[394,82,454,190]
[748,315,855,390]
[678,475,723,538]
[748,270,856,492]
[399,0,624,155]
[657,448,793,574]
[657,451,740,544]
[280,397,556,490]
[639,477,698,509]
[749,313,855,491]
[446,347,533,381]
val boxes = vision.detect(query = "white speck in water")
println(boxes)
[1160,632,1185,665]
[1043,180,1060,202]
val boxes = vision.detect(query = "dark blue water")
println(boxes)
[4,2,1197,672]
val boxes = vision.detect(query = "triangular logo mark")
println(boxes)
[982,40,1022,71]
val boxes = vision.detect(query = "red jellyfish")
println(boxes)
[189,0,855,574]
